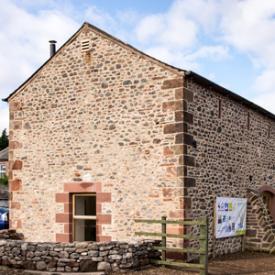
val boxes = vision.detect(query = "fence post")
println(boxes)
[161,216,167,261]
[199,217,208,275]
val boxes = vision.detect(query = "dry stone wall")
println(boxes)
[0,229,23,240]
[8,23,185,242]
[0,239,159,273]
[184,77,275,256]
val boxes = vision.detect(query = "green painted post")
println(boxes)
[161,216,167,261]
[199,217,208,275]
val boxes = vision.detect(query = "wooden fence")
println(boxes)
[135,216,208,275]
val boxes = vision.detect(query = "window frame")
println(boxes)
[72,193,96,242]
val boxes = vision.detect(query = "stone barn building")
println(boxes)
[3,22,275,256]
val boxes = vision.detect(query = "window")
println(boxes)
[0,164,6,178]
[73,194,96,242]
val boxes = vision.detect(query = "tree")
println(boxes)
[0,129,8,150]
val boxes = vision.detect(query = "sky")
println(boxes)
[1,0,275,131]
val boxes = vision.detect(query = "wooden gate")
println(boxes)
[135,216,208,275]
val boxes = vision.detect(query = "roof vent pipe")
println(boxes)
[49,40,57,57]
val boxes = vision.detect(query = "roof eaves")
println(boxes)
[185,70,275,121]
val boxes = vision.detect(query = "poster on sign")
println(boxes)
[215,197,247,239]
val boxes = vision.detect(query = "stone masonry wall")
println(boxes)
[0,239,159,273]
[246,189,275,252]
[8,23,185,242]
[184,76,275,256]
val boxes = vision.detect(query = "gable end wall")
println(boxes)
[8,25,185,242]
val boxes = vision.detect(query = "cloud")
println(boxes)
[254,92,275,114]
[134,0,230,70]
[135,0,275,114]
[217,0,275,113]
[185,45,229,62]
[220,0,275,68]
[136,13,197,49]
[0,0,79,132]
[254,70,275,94]
[0,0,78,98]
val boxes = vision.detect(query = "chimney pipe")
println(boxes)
[49,40,57,57]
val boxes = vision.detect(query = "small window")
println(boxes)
[73,194,96,242]
[0,164,6,178]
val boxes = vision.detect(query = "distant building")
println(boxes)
[0,148,8,177]
[0,148,8,208]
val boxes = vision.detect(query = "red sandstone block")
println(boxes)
[169,210,183,219]
[9,141,22,150]
[15,220,22,229]
[163,146,174,156]
[161,78,183,89]
[97,214,111,224]
[56,213,70,223]
[175,88,183,100]
[10,179,22,191]
[183,88,194,102]
[163,123,185,134]
[167,226,184,235]
[165,167,177,178]
[184,197,192,209]
[171,145,184,155]
[12,160,22,170]
[96,225,102,235]
[56,193,69,203]
[63,203,71,214]
[64,223,72,234]
[10,101,22,111]
[13,121,22,130]
[56,233,70,243]
[162,100,185,112]
[97,193,111,203]
[96,203,102,213]
[64,182,101,193]
[162,188,173,198]
[10,202,21,209]
[97,236,112,242]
